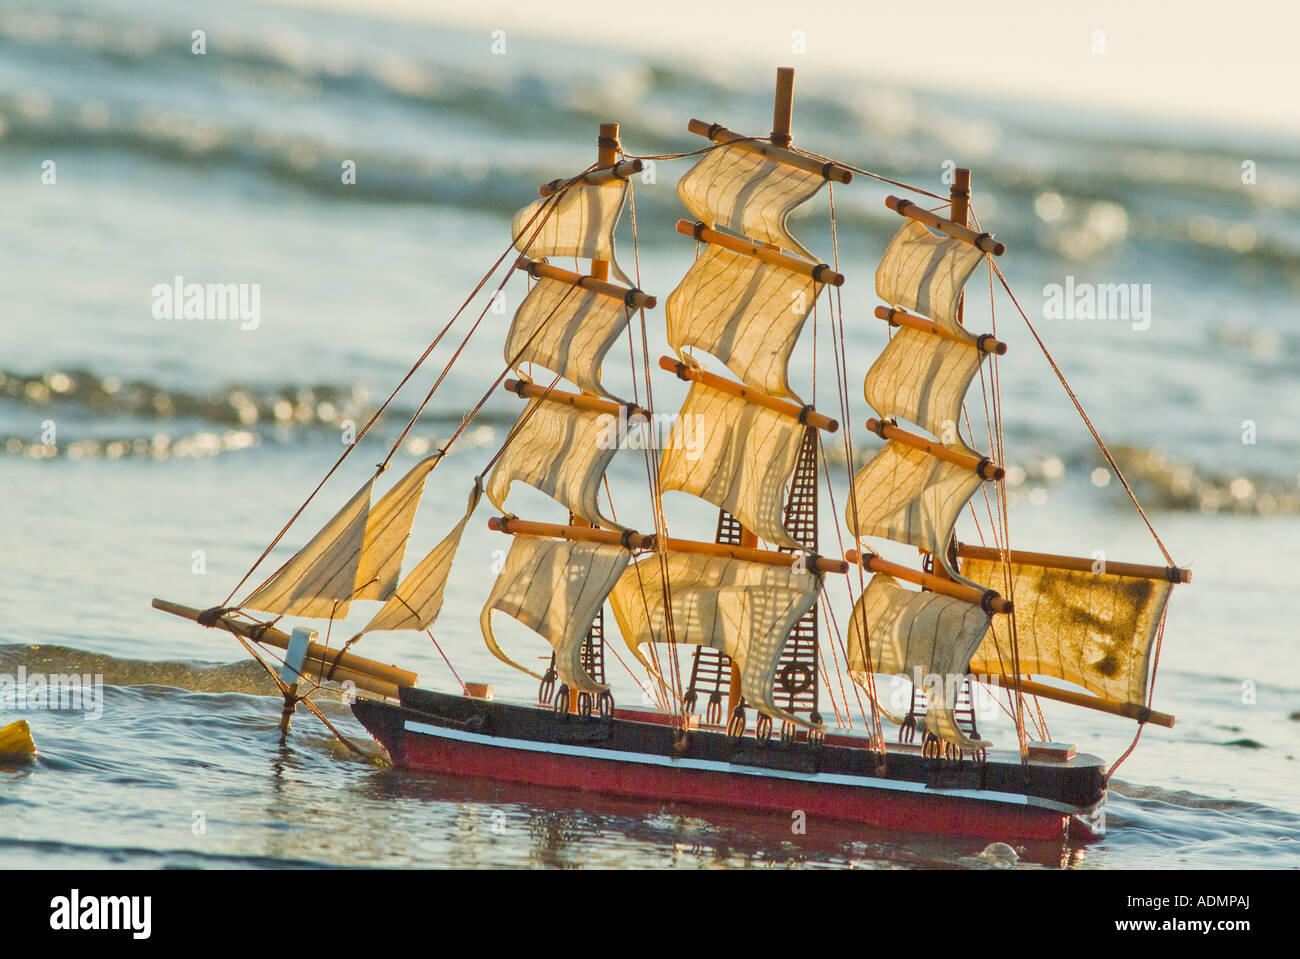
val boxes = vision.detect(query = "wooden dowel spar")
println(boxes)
[865,418,1003,480]
[676,220,844,286]
[843,550,1012,614]
[971,673,1175,728]
[151,598,417,694]
[885,195,1006,256]
[503,379,650,420]
[954,544,1191,584]
[515,257,656,309]
[538,158,643,197]
[686,119,853,184]
[490,516,848,575]
[876,306,1006,355]
[659,355,838,433]
[771,67,795,148]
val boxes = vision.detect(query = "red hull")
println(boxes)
[398,720,1071,841]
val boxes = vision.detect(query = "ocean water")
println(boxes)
[2,0,1299,870]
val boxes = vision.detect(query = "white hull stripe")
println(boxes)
[403,720,1085,816]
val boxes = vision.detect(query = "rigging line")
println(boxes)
[826,184,886,750]
[789,147,949,201]
[984,253,1032,756]
[624,174,683,716]
[1105,602,1168,781]
[618,135,770,163]
[425,628,467,694]
[222,169,592,607]
[383,181,599,469]
[967,208,1176,567]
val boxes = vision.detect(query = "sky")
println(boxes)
[256,0,1299,134]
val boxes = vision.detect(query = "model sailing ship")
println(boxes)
[155,69,1190,842]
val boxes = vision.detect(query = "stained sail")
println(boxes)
[480,535,630,694]
[846,573,992,749]
[666,241,821,400]
[511,180,630,285]
[677,143,826,260]
[356,481,483,635]
[609,552,820,728]
[962,558,1173,709]
[486,396,623,530]
[876,219,984,333]
[846,441,984,577]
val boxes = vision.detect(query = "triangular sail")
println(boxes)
[353,455,443,601]
[876,220,984,332]
[243,478,374,619]
[658,380,805,549]
[609,552,820,728]
[666,241,821,400]
[846,573,991,749]
[505,275,634,399]
[676,143,826,260]
[356,481,483,635]
[486,396,623,531]
[962,558,1173,709]
[511,180,631,285]
[480,535,630,694]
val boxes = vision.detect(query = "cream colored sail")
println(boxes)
[876,219,984,333]
[506,274,634,399]
[353,455,443,600]
[677,143,826,260]
[658,380,805,549]
[609,552,821,728]
[846,442,984,579]
[243,455,445,620]
[962,558,1173,709]
[243,479,374,619]
[864,328,984,440]
[356,481,483,635]
[480,535,630,694]
[666,241,821,400]
[486,396,623,530]
[511,180,631,285]
[846,573,992,749]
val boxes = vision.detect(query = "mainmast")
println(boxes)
[609,68,852,741]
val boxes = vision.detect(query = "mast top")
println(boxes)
[771,67,795,147]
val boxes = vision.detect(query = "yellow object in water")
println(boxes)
[0,720,36,761]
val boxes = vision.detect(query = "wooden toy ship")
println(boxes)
[155,69,1189,842]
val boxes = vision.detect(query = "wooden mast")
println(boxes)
[560,121,622,715]
[726,68,800,732]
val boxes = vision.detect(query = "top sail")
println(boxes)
[876,220,984,333]
[666,240,824,400]
[505,270,636,399]
[677,143,827,260]
[511,180,631,285]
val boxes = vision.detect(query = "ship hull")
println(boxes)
[353,687,1105,842]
